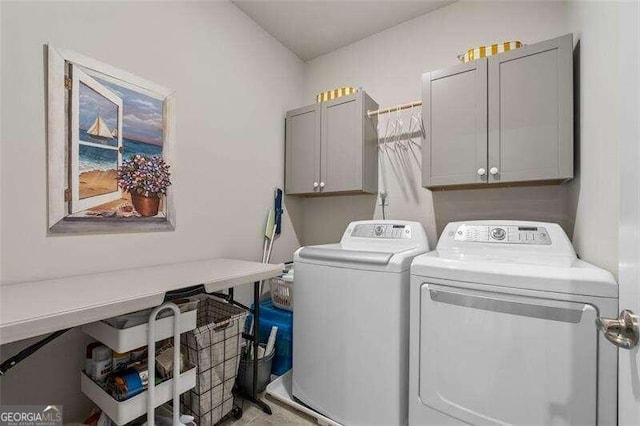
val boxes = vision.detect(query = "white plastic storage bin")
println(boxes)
[269,273,293,311]
[82,309,197,353]
[80,364,196,426]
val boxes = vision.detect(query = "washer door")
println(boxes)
[419,283,598,426]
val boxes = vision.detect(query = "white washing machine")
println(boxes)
[409,220,618,426]
[293,220,430,426]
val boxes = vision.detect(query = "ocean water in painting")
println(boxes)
[79,129,163,172]
[78,75,164,174]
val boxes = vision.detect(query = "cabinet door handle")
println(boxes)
[313,182,319,189]
[490,167,499,175]
[477,168,486,176]
[319,182,325,189]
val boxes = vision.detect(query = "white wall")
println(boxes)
[0,1,304,419]
[301,1,572,247]
[301,0,620,278]
[567,1,620,277]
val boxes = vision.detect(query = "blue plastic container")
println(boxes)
[247,300,293,375]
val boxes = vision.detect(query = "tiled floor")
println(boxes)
[219,394,317,425]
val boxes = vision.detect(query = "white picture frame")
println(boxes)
[46,44,176,234]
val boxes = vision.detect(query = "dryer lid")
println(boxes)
[411,221,617,298]
[411,252,618,298]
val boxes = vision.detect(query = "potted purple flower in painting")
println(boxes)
[117,155,171,217]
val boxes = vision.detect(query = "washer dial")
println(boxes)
[490,227,506,240]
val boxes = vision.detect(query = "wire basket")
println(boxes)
[180,296,248,425]
[269,276,293,311]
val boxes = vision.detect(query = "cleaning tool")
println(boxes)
[265,326,278,358]
[274,188,283,235]
[264,188,284,264]
[262,209,275,264]
[248,316,255,359]
[260,188,284,296]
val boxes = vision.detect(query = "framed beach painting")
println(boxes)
[47,45,175,234]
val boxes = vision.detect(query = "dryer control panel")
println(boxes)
[438,221,576,264]
[454,224,551,245]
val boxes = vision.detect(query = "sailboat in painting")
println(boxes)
[87,115,114,139]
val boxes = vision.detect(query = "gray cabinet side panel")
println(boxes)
[285,104,321,195]
[422,59,488,188]
[321,93,363,193]
[558,34,574,179]
[488,33,573,183]
[422,72,432,187]
[362,92,379,194]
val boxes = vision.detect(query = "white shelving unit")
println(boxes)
[81,304,197,425]
[80,366,196,425]
[82,309,197,353]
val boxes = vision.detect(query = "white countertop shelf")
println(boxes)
[0,258,283,345]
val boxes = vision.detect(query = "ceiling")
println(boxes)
[232,0,456,61]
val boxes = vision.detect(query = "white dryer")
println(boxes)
[409,221,618,426]
[293,220,430,426]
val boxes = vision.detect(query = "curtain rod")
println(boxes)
[367,100,422,118]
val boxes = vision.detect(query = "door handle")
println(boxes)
[596,309,639,349]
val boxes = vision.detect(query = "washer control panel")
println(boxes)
[454,225,551,245]
[351,223,412,239]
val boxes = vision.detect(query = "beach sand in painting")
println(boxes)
[78,170,164,217]
[82,191,164,217]
[79,169,118,199]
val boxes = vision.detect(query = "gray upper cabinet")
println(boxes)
[488,34,573,184]
[422,33,573,189]
[285,104,321,195]
[422,58,488,187]
[285,91,378,196]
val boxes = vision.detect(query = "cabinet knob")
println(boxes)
[319,182,325,188]
[313,182,319,188]
[477,168,486,176]
[490,167,499,175]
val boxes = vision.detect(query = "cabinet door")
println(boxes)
[320,92,364,193]
[488,34,573,183]
[285,104,321,195]
[422,59,488,188]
